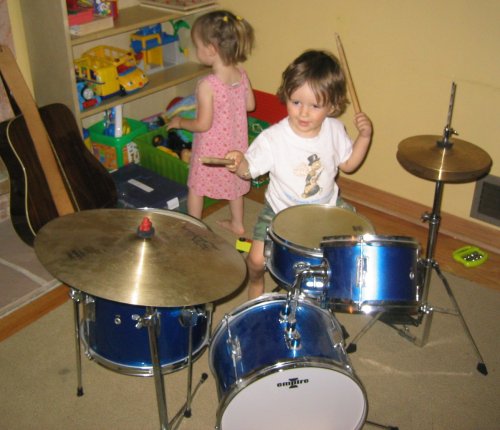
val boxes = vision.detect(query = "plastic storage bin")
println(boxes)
[134,128,217,208]
[89,118,148,170]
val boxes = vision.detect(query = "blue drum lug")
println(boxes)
[285,329,302,350]
[355,256,367,289]
[329,323,344,348]
[263,236,272,259]
[83,295,95,321]
[227,336,242,362]
[114,315,122,325]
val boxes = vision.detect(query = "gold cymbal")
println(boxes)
[34,209,247,307]
[397,135,492,182]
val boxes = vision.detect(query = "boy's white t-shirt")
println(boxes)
[246,117,353,213]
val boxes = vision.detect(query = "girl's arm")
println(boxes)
[339,112,373,173]
[246,79,255,112]
[167,80,213,132]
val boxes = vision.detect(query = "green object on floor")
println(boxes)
[452,245,488,268]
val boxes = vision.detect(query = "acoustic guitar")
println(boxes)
[0,46,117,246]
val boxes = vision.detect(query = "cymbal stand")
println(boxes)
[347,86,488,374]
[69,288,84,397]
[143,306,170,430]
[388,177,488,375]
[169,307,210,430]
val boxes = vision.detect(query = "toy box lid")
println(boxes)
[111,163,188,212]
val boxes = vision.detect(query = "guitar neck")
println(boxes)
[0,45,75,216]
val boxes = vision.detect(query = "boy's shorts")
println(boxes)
[252,197,355,242]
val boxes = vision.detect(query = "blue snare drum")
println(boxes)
[82,296,212,376]
[265,205,375,298]
[321,235,421,313]
[209,293,367,430]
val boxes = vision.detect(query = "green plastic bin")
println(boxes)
[134,128,217,208]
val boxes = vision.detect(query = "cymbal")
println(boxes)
[34,209,247,307]
[397,135,492,182]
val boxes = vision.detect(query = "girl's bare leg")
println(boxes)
[216,196,245,236]
[187,189,204,219]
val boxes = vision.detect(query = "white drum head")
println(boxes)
[218,366,367,430]
[272,205,375,249]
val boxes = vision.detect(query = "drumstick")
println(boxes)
[335,33,361,114]
[200,157,234,165]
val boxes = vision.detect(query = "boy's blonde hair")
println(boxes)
[277,50,348,116]
[192,10,255,65]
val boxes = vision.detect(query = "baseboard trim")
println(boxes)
[0,284,69,342]
[338,177,500,254]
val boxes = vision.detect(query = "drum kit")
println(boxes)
[33,82,491,429]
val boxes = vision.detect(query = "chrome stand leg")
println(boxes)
[144,307,170,430]
[365,419,399,430]
[169,306,210,429]
[169,373,208,430]
[432,263,488,375]
[346,312,383,353]
[70,289,84,397]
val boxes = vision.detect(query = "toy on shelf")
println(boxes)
[103,105,129,138]
[74,45,148,98]
[130,20,190,72]
[76,80,102,111]
[93,0,119,19]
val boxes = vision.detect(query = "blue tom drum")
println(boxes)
[321,235,422,314]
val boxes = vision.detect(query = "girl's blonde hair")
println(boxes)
[191,10,255,65]
[277,50,348,117]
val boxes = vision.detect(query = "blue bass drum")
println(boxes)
[209,293,367,430]
[82,297,212,376]
[321,235,421,313]
[265,204,375,299]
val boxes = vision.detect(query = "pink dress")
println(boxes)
[188,70,251,200]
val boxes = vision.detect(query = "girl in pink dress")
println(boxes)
[168,10,255,235]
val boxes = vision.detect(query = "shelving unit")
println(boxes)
[19,0,211,130]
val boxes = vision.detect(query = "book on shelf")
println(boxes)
[69,15,114,37]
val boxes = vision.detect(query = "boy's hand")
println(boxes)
[354,112,373,138]
[225,150,244,173]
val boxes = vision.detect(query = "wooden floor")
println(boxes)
[1,186,498,341]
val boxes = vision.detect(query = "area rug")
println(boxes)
[0,199,499,429]
[0,218,60,318]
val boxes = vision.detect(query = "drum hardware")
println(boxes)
[69,288,85,397]
[281,283,302,350]
[222,314,242,383]
[35,208,247,429]
[165,307,210,430]
[345,83,490,375]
